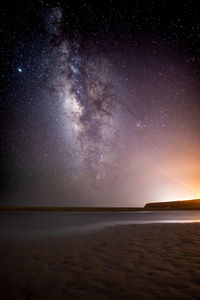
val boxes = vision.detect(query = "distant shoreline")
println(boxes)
[0,205,200,212]
[0,206,143,212]
[0,199,200,211]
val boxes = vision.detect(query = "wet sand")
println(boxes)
[1,223,200,299]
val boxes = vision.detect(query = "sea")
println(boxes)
[1,210,200,239]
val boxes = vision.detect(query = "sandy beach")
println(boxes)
[1,223,200,299]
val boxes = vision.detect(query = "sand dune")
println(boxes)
[1,224,200,299]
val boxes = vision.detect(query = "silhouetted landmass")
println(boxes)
[145,199,200,210]
[0,206,143,212]
[1,200,200,211]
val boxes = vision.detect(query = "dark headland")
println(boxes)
[144,199,200,210]
[0,199,200,211]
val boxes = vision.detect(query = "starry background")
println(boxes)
[0,0,200,206]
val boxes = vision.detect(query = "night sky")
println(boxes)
[1,0,200,206]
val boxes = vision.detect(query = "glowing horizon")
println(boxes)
[1,3,200,207]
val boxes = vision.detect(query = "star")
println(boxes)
[1,1,200,207]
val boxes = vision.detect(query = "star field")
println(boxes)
[0,0,200,206]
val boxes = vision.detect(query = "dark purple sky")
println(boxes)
[1,0,200,206]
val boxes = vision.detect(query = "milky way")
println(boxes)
[45,7,120,189]
[1,1,200,206]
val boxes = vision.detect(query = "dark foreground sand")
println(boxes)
[1,223,200,299]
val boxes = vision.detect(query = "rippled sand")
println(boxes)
[1,223,200,299]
